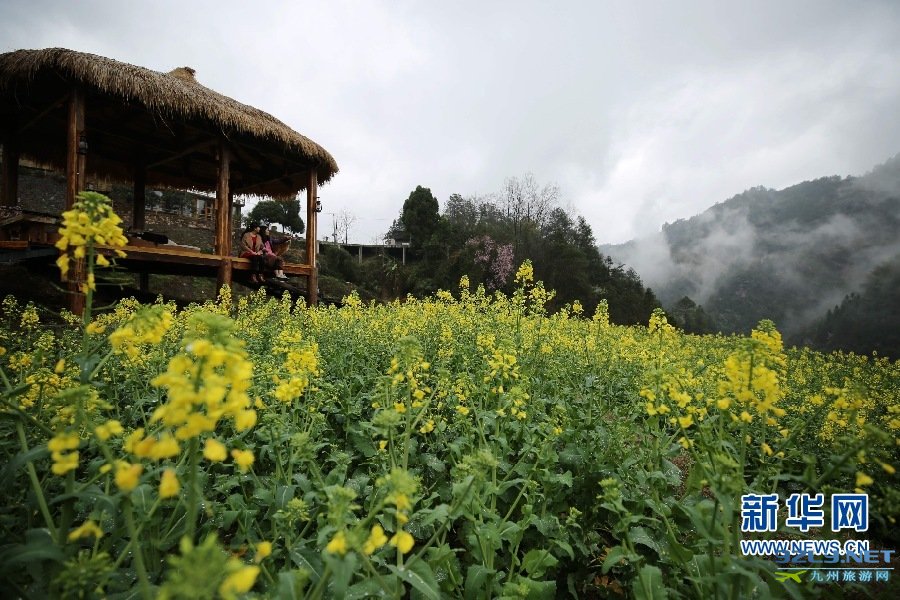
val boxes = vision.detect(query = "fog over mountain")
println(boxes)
[601,155,900,341]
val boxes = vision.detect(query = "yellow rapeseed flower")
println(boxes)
[234,409,257,431]
[149,434,180,460]
[204,439,228,462]
[231,449,255,472]
[67,520,104,541]
[115,462,143,492]
[219,564,260,598]
[362,524,389,555]
[159,468,180,499]
[94,420,124,441]
[389,530,415,554]
[855,472,874,487]
[48,432,80,453]
[254,541,272,563]
[326,530,349,555]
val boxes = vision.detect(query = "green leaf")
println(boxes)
[387,560,440,600]
[421,453,446,473]
[504,576,556,600]
[0,529,64,569]
[418,503,450,527]
[464,565,496,600]
[345,578,389,599]
[275,569,311,599]
[628,526,661,555]
[323,552,357,597]
[521,549,559,578]
[0,445,48,488]
[289,547,322,581]
[633,565,668,600]
[602,545,637,574]
[51,486,116,514]
[552,539,575,560]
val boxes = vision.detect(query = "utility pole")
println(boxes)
[328,212,338,244]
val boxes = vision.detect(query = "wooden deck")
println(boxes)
[1,240,313,278]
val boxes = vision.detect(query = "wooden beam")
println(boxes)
[233,170,308,195]
[147,139,216,170]
[214,139,231,291]
[66,88,86,315]
[1,136,19,206]
[66,88,86,210]
[306,170,318,306]
[17,92,71,135]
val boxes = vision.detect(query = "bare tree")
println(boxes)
[501,173,560,253]
[336,209,358,244]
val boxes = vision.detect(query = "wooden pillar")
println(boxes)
[1,135,19,206]
[225,190,234,256]
[133,159,146,230]
[66,88,86,315]
[214,140,232,291]
[306,169,318,306]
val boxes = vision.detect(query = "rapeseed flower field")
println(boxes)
[0,193,897,598]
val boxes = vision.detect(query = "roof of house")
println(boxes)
[0,48,338,197]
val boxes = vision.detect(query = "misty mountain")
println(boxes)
[601,155,900,351]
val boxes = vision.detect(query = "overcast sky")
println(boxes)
[2,0,899,244]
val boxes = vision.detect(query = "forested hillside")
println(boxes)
[331,175,662,325]
[602,155,900,356]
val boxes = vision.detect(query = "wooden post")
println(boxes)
[305,170,318,305]
[66,88,86,315]
[1,135,19,206]
[214,140,232,291]
[225,190,234,256]
[217,258,233,288]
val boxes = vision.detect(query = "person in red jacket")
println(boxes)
[239,223,265,284]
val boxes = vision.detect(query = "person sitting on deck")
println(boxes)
[239,223,265,284]
[260,225,288,280]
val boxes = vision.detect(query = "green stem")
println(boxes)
[307,563,332,600]
[186,437,200,541]
[16,423,57,540]
[124,498,153,600]
[1,396,55,436]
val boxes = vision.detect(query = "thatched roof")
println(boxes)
[0,48,338,197]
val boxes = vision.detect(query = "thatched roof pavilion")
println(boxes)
[0,47,337,309]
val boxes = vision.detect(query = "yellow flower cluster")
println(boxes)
[55,191,128,279]
[123,312,259,475]
[717,321,787,426]
[150,313,255,442]
[272,343,319,404]
[48,431,80,475]
[109,306,174,359]
[325,467,419,558]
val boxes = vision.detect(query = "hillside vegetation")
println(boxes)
[603,155,900,356]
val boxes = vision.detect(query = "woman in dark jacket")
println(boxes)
[260,225,288,280]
